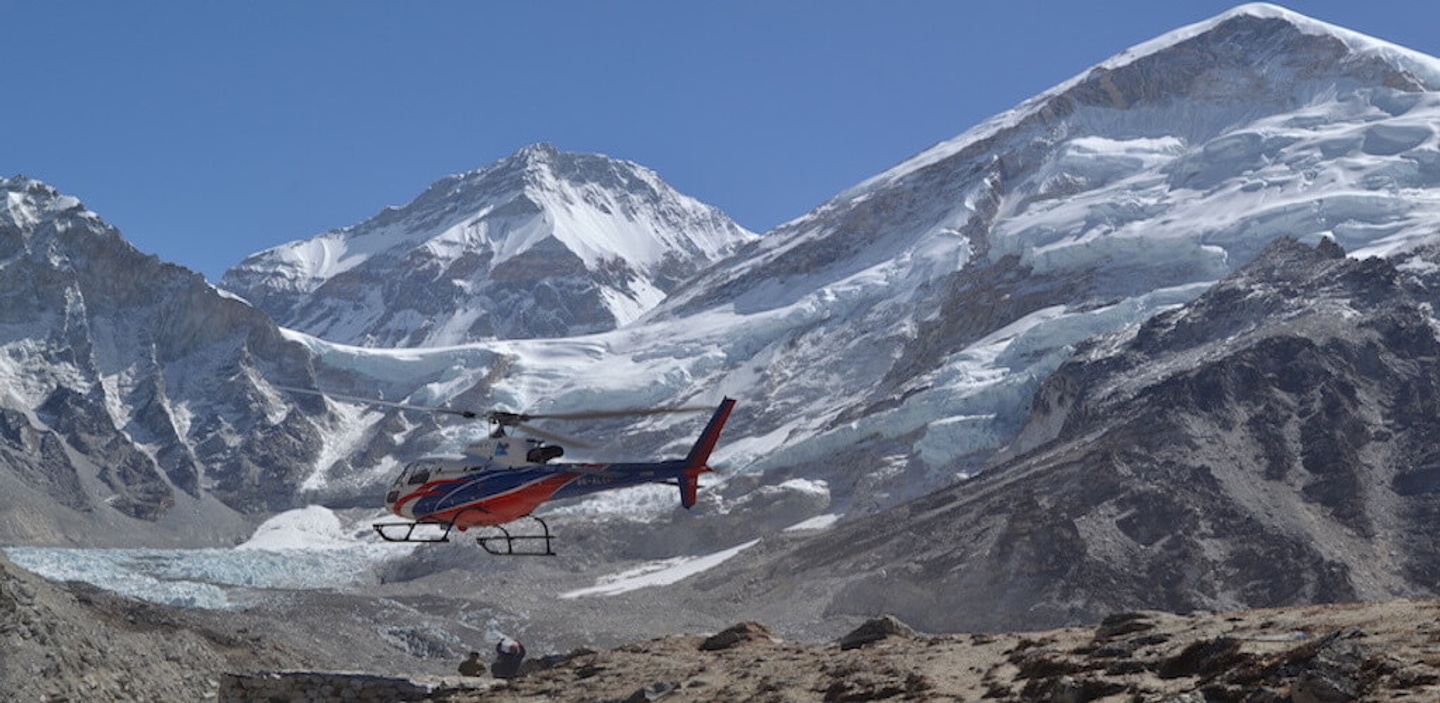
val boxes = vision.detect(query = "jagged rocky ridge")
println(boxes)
[0,177,342,544]
[223,144,754,346]
[747,238,1440,632]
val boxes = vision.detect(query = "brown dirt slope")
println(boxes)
[0,553,307,701]
[470,600,1440,703]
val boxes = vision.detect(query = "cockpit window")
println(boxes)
[394,463,418,487]
[396,460,452,487]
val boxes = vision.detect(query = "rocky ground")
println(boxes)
[0,551,509,702]
[469,601,1440,703]
[7,544,1440,702]
[0,552,288,701]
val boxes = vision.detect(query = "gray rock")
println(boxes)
[700,622,776,651]
[1095,612,1156,639]
[1291,673,1359,703]
[837,615,917,650]
[621,681,680,703]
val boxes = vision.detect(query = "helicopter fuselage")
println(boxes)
[387,459,692,528]
[274,383,736,554]
[371,396,734,554]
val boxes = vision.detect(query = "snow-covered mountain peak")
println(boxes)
[1,176,91,231]
[658,3,1440,324]
[442,142,562,190]
[223,146,754,346]
[617,4,1440,512]
[465,143,746,267]
[513,140,560,161]
[502,141,573,176]
[840,4,1439,204]
[1160,3,1440,78]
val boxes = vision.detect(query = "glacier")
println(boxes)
[1,506,412,609]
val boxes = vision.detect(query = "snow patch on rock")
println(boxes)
[559,539,761,599]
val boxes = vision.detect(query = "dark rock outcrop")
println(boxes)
[762,238,1440,632]
[700,622,777,652]
[837,615,918,650]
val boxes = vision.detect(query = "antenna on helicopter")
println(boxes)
[273,385,712,450]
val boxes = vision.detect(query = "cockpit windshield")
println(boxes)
[395,460,439,488]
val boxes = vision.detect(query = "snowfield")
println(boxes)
[784,513,842,532]
[559,539,761,599]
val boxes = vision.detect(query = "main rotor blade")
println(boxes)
[273,385,480,419]
[522,405,712,422]
[514,422,595,449]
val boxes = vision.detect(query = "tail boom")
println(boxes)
[679,397,735,509]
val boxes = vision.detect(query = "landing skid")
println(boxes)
[372,514,557,556]
[373,519,455,543]
[476,516,557,557]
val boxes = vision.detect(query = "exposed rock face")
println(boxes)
[222,144,753,346]
[759,239,1440,632]
[0,177,335,542]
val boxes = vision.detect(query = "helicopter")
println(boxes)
[278,386,736,556]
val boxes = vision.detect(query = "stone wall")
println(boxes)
[219,671,488,702]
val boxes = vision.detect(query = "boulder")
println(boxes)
[620,681,680,703]
[1095,612,1157,639]
[838,615,917,651]
[1158,637,1248,679]
[700,622,776,652]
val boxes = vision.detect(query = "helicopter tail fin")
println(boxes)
[678,470,704,510]
[678,397,736,509]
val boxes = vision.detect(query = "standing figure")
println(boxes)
[492,637,527,679]
[457,651,485,677]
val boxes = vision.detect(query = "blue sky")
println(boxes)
[6,1,1438,280]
